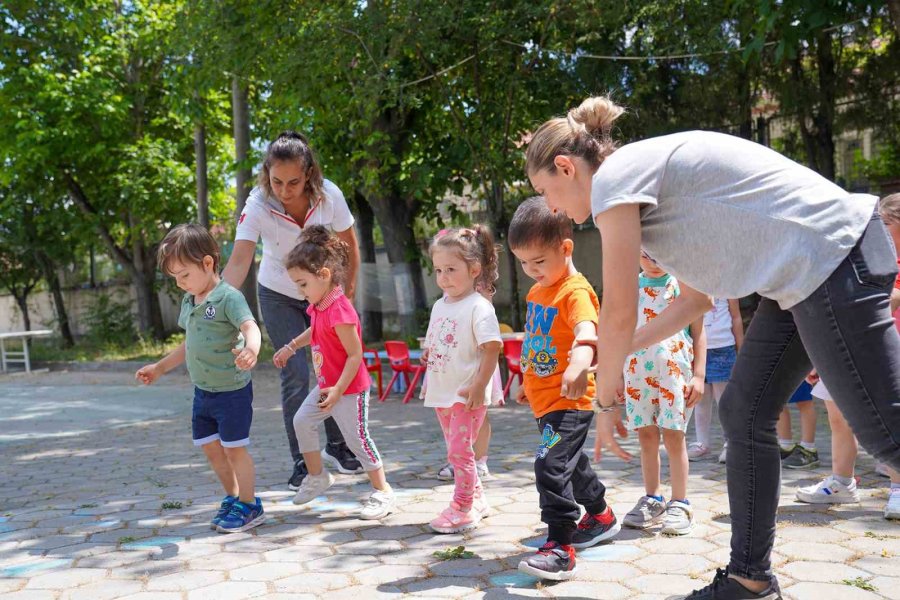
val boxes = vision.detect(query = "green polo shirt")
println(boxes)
[178,280,255,392]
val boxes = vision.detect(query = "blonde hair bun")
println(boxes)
[568,96,625,139]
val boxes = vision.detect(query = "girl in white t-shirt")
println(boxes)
[423,226,503,534]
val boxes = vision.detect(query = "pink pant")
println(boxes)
[436,403,486,508]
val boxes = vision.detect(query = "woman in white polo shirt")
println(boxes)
[222,131,363,491]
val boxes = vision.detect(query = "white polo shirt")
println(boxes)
[235,179,355,300]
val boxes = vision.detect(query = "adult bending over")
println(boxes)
[525,96,900,600]
[222,131,363,490]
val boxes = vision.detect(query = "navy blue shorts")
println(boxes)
[705,345,737,383]
[192,382,253,447]
[788,381,813,404]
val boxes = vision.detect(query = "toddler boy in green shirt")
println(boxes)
[137,224,264,533]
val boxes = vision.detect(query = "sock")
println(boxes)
[778,439,794,451]
[648,494,664,502]
[476,456,488,465]
[833,474,853,486]
[671,498,690,505]
[800,441,816,451]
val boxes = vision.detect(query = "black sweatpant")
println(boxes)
[534,409,607,545]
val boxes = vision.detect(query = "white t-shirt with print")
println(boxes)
[423,292,502,408]
[234,180,355,300]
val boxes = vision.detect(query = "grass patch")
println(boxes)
[841,577,876,592]
[118,536,136,544]
[865,531,888,541]
[161,501,183,510]
[433,546,477,560]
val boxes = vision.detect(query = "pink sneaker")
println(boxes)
[429,501,481,534]
[473,489,491,518]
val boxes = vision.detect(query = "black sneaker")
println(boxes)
[666,568,782,600]
[323,445,364,475]
[288,459,308,491]
[571,506,622,549]
[779,444,797,461]
[782,446,820,470]
[517,541,577,581]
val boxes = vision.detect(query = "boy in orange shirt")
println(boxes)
[509,197,620,581]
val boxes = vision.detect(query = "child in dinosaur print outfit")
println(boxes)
[619,250,707,536]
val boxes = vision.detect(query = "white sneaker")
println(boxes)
[292,471,335,505]
[477,461,490,479]
[623,495,666,529]
[473,489,491,518]
[437,463,454,481]
[661,500,694,536]
[796,475,860,504]
[360,488,394,520]
[885,489,900,520]
[687,442,710,461]
[718,444,728,464]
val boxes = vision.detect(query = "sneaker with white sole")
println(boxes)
[477,461,490,479]
[322,447,364,475]
[292,470,335,505]
[885,489,900,520]
[518,541,577,581]
[661,500,694,536]
[437,463,454,481]
[216,497,265,533]
[688,442,710,461]
[623,495,666,529]
[796,475,860,504]
[360,488,394,520]
[429,501,481,534]
[718,444,728,464]
[472,489,491,518]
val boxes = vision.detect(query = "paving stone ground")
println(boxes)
[1,370,898,600]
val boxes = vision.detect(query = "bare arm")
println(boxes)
[562,321,597,399]
[462,340,502,410]
[630,282,714,354]
[336,226,361,301]
[221,240,257,290]
[156,342,186,373]
[891,288,900,314]
[728,298,745,351]
[594,204,642,408]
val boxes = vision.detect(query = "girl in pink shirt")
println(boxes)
[273,226,393,520]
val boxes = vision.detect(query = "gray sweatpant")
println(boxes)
[293,387,382,471]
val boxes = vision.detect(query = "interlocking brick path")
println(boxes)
[1,371,897,599]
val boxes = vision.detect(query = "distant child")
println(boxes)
[689,297,743,463]
[422,226,503,534]
[776,378,820,469]
[620,250,706,536]
[136,224,264,533]
[273,226,393,520]
[509,197,620,581]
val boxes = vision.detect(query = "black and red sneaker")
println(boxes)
[571,506,622,549]
[518,541,577,581]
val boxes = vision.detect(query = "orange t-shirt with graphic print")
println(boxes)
[521,273,600,418]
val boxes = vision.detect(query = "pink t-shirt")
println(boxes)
[307,287,370,394]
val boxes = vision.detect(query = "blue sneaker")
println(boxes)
[216,497,265,533]
[210,495,237,530]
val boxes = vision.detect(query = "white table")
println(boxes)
[0,330,53,373]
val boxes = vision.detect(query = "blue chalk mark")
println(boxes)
[0,559,69,578]
[578,544,642,562]
[122,536,184,549]
[0,525,12,534]
[308,501,362,513]
[522,537,545,548]
[0,516,8,522]
[96,520,121,528]
[489,572,540,588]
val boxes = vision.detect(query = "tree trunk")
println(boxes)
[194,122,209,228]
[231,76,259,319]
[354,191,383,342]
[888,0,900,37]
[814,29,837,182]
[13,293,32,333]
[39,259,75,347]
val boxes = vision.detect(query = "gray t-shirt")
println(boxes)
[591,131,877,309]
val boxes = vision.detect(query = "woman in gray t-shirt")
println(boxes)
[525,96,900,599]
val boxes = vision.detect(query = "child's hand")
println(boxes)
[420,348,430,366]
[805,369,819,385]
[594,407,632,462]
[561,364,589,400]
[232,347,258,371]
[318,387,341,411]
[516,386,528,405]
[684,375,704,408]
[135,363,161,385]
[458,385,486,411]
[273,345,295,369]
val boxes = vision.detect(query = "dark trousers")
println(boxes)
[258,285,348,464]
[720,211,900,581]
[534,409,607,545]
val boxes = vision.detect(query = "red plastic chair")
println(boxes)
[502,339,524,402]
[362,345,383,400]
[381,340,426,403]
